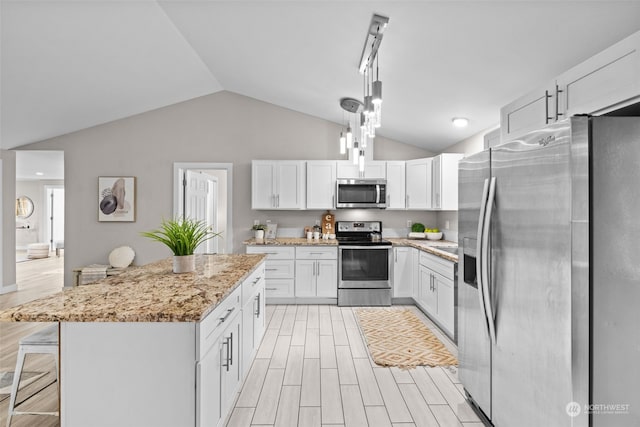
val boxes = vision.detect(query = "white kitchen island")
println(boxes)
[0,254,266,427]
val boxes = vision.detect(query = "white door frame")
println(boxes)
[173,162,233,255]
[44,184,65,251]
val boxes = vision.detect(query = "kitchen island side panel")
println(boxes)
[61,322,196,427]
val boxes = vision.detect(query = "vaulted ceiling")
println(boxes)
[3,1,640,152]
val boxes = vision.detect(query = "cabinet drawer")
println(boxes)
[295,246,337,260]
[265,260,295,279]
[242,263,265,305]
[246,246,295,259]
[419,251,455,280]
[264,279,294,298]
[198,286,241,359]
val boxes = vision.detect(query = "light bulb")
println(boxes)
[353,141,359,165]
[340,132,346,155]
[372,80,382,105]
[346,124,353,149]
[374,103,382,128]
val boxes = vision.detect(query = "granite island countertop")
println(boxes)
[244,237,338,246]
[0,254,266,323]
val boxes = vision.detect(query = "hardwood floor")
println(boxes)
[1,257,481,426]
[0,254,62,427]
[226,305,482,427]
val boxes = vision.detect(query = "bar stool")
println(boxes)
[6,324,59,427]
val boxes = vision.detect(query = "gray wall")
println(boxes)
[15,180,65,249]
[21,91,435,286]
[1,150,16,292]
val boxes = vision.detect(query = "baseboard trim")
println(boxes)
[0,283,17,294]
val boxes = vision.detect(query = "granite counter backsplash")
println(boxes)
[0,254,266,323]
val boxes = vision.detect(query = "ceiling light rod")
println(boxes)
[358,14,389,74]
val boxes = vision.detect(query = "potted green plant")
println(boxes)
[252,224,266,240]
[141,217,220,273]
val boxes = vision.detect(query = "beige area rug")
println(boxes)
[355,308,458,369]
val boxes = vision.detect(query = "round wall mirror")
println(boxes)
[16,196,34,219]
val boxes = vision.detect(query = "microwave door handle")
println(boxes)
[376,185,381,204]
[476,178,490,341]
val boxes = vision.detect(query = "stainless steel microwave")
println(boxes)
[336,179,387,209]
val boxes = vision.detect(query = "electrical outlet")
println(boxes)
[315,219,321,226]
[253,219,259,226]
[445,220,450,229]
[406,220,412,228]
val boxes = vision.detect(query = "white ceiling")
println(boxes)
[16,150,64,181]
[3,1,640,153]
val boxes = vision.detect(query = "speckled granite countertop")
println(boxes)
[0,254,266,323]
[244,237,457,262]
[244,238,338,246]
[387,238,459,262]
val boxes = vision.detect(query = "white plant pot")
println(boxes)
[173,254,195,274]
[254,230,265,240]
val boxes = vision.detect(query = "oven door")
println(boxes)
[338,246,391,289]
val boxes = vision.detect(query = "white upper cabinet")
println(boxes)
[306,161,337,210]
[385,161,406,209]
[557,31,640,118]
[405,158,432,210]
[336,161,386,179]
[500,79,557,142]
[252,160,306,209]
[432,153,464,211]
[502,30,640,141]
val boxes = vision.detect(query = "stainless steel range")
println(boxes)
[336,221,392,306]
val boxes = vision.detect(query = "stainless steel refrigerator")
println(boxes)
[458,116,640,427]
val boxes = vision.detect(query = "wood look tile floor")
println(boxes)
[1,255,482,427]
[0,253,63,427]
[227,305,483,427]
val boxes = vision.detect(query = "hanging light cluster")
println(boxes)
[338,14,389,175]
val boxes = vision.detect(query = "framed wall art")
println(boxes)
[98,176,136,222]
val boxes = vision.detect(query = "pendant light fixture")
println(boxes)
[337,14,388,175]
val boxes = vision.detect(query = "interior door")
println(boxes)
[490,120,574,427]
[185,170,215,254]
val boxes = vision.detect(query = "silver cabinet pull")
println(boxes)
[222,335,231,371]
[266,287,278,291]
[555,84,564,121]
[276,194,280,208]
[229,332,233,366]
[255,293,261,317]
[545,90,553,124]
[219,307,235,323]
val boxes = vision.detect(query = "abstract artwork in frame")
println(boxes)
[98,176,136,222]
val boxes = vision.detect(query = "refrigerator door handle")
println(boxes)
[476,178,490,337]
[482,177,497,344]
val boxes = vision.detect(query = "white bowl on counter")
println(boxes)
[425,232,443,240]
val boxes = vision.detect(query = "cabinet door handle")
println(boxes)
[332,194,335,208]
[277,194,280,208]
[255,293,261,317]
[253,276,262,284]
[545,90,553,124]
[313,262,316,276]
[406,194,410,208]
[229,332,233,366]
[266,287,277,291]
[555,84,564,120]
[222,336,231,371]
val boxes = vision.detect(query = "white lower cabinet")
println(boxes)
[247,245,337,302]
[414,251,456,340]
[392,247,415,298]
[295,247,338,299]
[246,246,295,300]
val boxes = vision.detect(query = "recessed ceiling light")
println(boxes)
[35,172,44,176]
[452,117,469,128]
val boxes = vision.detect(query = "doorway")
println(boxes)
[173,163,233,254]
[45,186,65,252]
